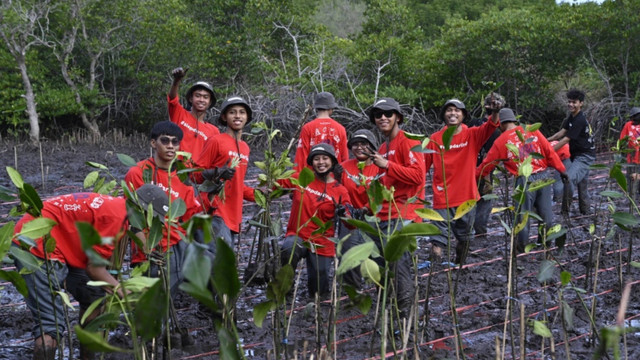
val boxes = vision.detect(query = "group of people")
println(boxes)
[15,65,637,359]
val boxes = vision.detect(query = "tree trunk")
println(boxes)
[17,56,40,143]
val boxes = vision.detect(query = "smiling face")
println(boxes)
[351,140,372,161]
[190,89,212,113]
[444,105,464,127]
[312,154,333,174]
[151,135,180,167]
[222,105,248,132]
[567,98,583,116]
[373,109,399,137]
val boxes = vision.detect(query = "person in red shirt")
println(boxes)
[167,67,220,164]
[424,98,499,265]
[550,140,571,202]
[619,107,640,198]
[294,92,348,172]
[193,96,256,252]
[366,97,426,318]
[125,121,203,294]
[11,186,167,360]
[477,108,568,253]
[280,144,352,298]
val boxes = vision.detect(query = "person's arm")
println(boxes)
[476,142,501,178]
[547,128,567,142]
[86,264,121,296]
[552,136,570,151]
[168,67,187,100]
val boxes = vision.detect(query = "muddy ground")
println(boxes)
[1,138,639,359]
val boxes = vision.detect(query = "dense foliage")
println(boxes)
[1,0,639,141]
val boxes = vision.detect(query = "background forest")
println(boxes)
[1,0,639,144]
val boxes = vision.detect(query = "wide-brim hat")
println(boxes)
[498,108,517,123]
[307,143,338,166]
[629,107,640,119]
[218,96,253,126]
[186,81,216,109]
[136,184,169,220]
[439,98,468,122]
[314,92,338,110]
[348,129,379,150]
[367,97,404,124]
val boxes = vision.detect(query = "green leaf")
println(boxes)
[610,162,627,192]
[527,178,555,192]
[134,280,168,340]
[537,259,556,283]
[83,171,100,189]
[297,167,314,188]
[453,200,476,220]
[182,242,212,289]
[266,264,294,303]
[254,189,266,208]
[562,300,574,330]
[415,208,444,221]
[76,222,102,250]
[10,247,42,273]
[212,238,241,299]
[253,300,275,328]
[441,126,456,150]
[361,258,382,287]
[530,320,552,338]
[56,291,75,309]
[168,198,186,220]
[44,237,56,254]
[117,153,137,167]
[612,211,640,230]
[384,234,416,262]
[18,218,56,240]
[85,161,108,170]
[560,270,571,286]
[600,190,623,199]
[518,158,533,178]
[20,183,44,215]
[0,270,29,297]
[396,222,441,237]
[6,167,25,189]
[218,327,241,360]
[513,213,529,235]
[337,241,378,275]
[0,221,15,261]
[75,325,130,353]
[146,217,164,250]
[526,123,542,132]
[630,261,640,268]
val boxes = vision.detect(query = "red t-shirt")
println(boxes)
[377,131,426,221]
[550,140,571,161]
[125,158,203,263]
[13,193,127,269]
[620,121,640,164]
[167,95,220,162]
[340,159,379,210]
[425,121,499,209]
[478,127,566,178]
[294,118,348,172]
[281,177,351,257]
[194,133,255,233]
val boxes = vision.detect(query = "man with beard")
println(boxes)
[425,99,499,265]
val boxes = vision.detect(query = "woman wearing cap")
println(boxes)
[280,143,352,299]
[167,66,220,162]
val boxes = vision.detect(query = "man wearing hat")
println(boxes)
[294,91,348,172]
[477,108,568,253]
[168,67,220,162]
[11,185,168,360]
[366,97,426,319]
[424,98,499,265]
[619,106,640,199]
[125,121,204,295]
[194,96,256,250]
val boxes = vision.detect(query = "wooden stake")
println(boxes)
[14,146,17,170]
[520,303,525,360]
[39,142,45,191]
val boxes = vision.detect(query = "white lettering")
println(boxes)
[180,120,208,140]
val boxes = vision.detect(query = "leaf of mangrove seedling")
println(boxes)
[6,167,25,189]
[0,221,15,260]
[85,161,108,170]
[482,193,499,201]
[546,226,567,241]
[397,222,441,237]
[344,285,373,314]
[589,163,608,170]
[218,327,241,360]
[560,271,572,286]
[83,171,100,189]
[116,153,137,167]
[600,190,623,199]
[528,151,544,160]
[20,183,43,216]
[410,144,435,154]
[213,238,240,299]
[506,143,520,158]
[10,247,42,273]
[403,131,427,141]
[146,217,164,250]
[561,300,574,330]
[182,242,212,289]
[491,206,511,214]
[267,264,294,303]
[610,162,627,192]
[44,237,56,254]
[75,325,130,353]
[0,184,15,201]
[518,159,533,178]
[415,208,444,221]
[120,276,159,293]
[530,320,552,338]
[0,270,28,297]
[18,217,56,241]
[361,258,382,287]
[453,200,476,220]
[337,241,377,275]
[524,243,537,253]
[513,213,528,235]
[253,300,275,328]
[344,219,379,237]
[612,211,640,230]
[442,126,456,150]
[384,234,416,262]
[82,312,122,332]
[56,291,75,309]
[298,167,314,188]
[527,178,555,192]
[76,222,102,250]
[254,189,266,208]
[135,280,168,340]
[499,218,512,235]
[86,249,111,267]
[525,123,542,132]
[537,259,556,283]
[567,286,587,294]
[168,198,186,220]
[630,261,640,268]
[180,281,216,310]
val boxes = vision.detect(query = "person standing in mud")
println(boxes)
[424,99,499,265]
[280,144,352,299]
[11,186,168,360]
[294,92,348,172]
[548,89,595,215]
[193,96,255,251]
[468,92,505,240]
[366,97,426,319]
[168,67,219,163]
[124,121,203,295]
[477,108,568,253]
[619,107,640,199]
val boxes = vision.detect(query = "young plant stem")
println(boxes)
[589,233,603,348]
[520,303,525,359]
[559,290,572,360]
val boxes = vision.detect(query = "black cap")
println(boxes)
[348,129,379,149]
[307,143,338,166]
[218,96,253,126]
[368,97,404,124]
[498,108,517,123]
[439,99,468,122]
[186,81,216,109]
[136,184,169,220]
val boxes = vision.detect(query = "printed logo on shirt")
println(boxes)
[226,151,249,162]
[304,186,334,201]
[155,182,180,199]
[90,196,104,209]
[440,141,468,150]
[180,121,208,140]
[64,204,82,211]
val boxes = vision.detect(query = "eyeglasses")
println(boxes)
[351,142,369,149]
[373,110,395,119]
[158,136,180,146]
